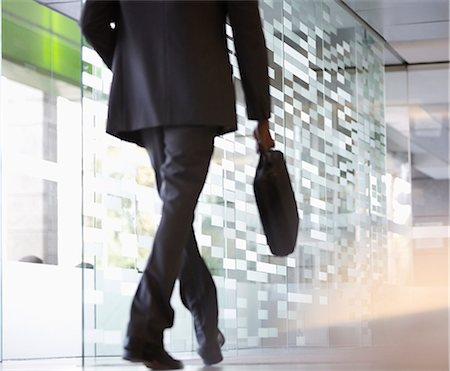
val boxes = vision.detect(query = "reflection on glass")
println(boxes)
[385,63,449,365]
[5,174,57,264]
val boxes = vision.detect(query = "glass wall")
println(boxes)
[385,62,449,366]
[81,0,386,357]
[1,0,83,359]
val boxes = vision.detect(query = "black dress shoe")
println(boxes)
[123,347,184,370]
[198,330,226,366]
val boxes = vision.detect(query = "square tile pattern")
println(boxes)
[81,0,385,356]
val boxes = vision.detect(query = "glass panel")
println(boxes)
[225,0,286,350]
[283,0,387,348]
[1,0,81,266]
[385,63,449,364]
[1,0,83,360]
[80,0,388,359]
[81,44,147,356]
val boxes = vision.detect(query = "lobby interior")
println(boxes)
[0,0,449,370]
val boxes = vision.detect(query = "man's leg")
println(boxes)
[179,230,223,364]
[139,127,222,363]
[124,126,216,358]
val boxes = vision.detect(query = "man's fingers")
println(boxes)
[253,128,274,152]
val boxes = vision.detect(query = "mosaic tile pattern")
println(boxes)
[81,0,386,355]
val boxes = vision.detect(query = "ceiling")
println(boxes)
[375,0,450,182]
[38,0,449,65]
[35,0,80,20]
[343,0,450,65]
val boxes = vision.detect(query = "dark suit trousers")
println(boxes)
[125,126,220,355]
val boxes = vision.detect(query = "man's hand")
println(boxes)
[253,119,275,153]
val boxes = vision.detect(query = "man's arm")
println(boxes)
[227,0,271,121]
[80,0,120,69]
[227,1,274,151]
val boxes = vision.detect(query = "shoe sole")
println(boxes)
[123,355,183,370]
[143,360,183,370]
[203,353,223,366]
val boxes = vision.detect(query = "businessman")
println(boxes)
[81,1,274,369]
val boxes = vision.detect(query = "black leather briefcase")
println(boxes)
[254,150,299,256]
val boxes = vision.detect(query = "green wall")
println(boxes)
[2,0,81,85]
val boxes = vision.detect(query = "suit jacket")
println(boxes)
[80,0,271,146]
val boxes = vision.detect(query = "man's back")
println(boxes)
[115,1,235,136]
[81,0,270,145]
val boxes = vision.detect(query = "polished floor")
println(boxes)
[0,359,423,371]
[0,348,447,371]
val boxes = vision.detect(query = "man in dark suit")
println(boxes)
[81,1,274,369]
